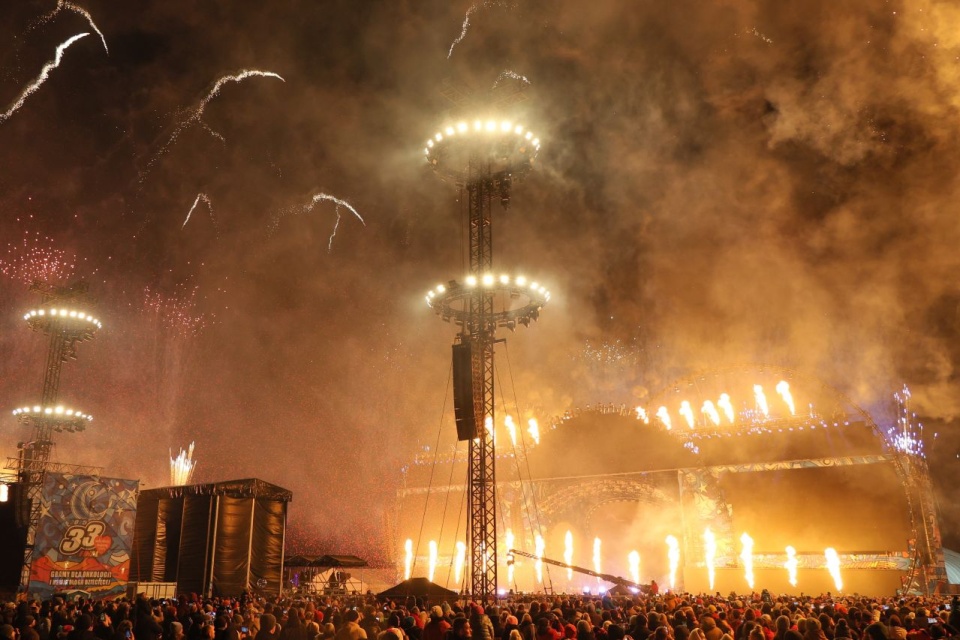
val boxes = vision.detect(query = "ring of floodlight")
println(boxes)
[23,308,103,336]
[424,119,541,181]
[13,405,93,433]
[425,274,549,328]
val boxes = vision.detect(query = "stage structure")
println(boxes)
[396,367,947,596]
[7,281,104,591]
[284,554,369,596]
[131,479,291,598]
[421,80,546,599]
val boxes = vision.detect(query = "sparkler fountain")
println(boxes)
[9,281,103,587]
[421,89,545,599]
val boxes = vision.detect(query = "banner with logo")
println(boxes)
[28,473,139,600]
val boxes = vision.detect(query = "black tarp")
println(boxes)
[251,497,286,594]
[212,496,252,596]
[131,494,158,583]
[177,494,213,594]
[314,555,367,568]
[377,577,459,600]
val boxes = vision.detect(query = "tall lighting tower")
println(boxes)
[11,281,102,586]
[422,109,547,599]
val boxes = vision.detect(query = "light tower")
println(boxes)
[11,280,102,586]
[422,109,547,599]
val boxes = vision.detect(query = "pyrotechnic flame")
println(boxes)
[0,33,89,124]
[776,380,796,415]
[505,415,517,447]
[679,400,695,428]
[505,530,514,585]
[493,70,531,88]
[753,385,769,418]
[535,533,545,584]
[142,70,284,181]
[455,541,466,585]
[593,537,602,587]
[740,532,755,590]
[704,527,717,591]
[702,400,720,426]
[785,546,798,588]
[169,442,197,486]
[428,540,438,581]
[183,193,219,236]
[635,407,649,423]
[32,1,108,53]
[825,547,843,591]
[527,418,540,445]
[485,414,495,444]
[628,550,640,585]
[404,539,413,580]
[665,535,680,590]
[564,530,574,580]
[656,406,672,430]
[718,393,734,423]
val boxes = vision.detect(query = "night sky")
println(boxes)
[2,0,960,563]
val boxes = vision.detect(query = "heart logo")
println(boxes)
[94,535,112,556]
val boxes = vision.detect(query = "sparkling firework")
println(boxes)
[428,540,438,581]
[753,384,769,418]
[0,33,88,124]
[718,393,735,423]
[825,547,843,591]
[274,193,366,253]
[535,533,545,584]
[665,535,680,590]
[404,538,413,580]
[703,527,716,590]
[142,285,208,337]
[527,417,540,445]
[0,230,76,284]
[785,545,798,587]
[493,70,531,88]
[505,415,517,447]
[679,400,695,428]
[740,532,755,590]
[169,442,197,486]
[656,406,672,430]
[447,1,511,58]
[504,530,514,585]
[702,400,720,425]
[34,1,109,53]
[776,380,796,415]
[454,541,466,585]
[182,193,218,236]
[628,550,640,585]
[592,537,602,588]
[564,530,573,580]
[142,70,284,181]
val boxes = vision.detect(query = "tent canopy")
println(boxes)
[377,577,459,600]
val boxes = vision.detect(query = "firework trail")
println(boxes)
[493,70,531,88]
[182,193,219,236]
[33,1,109,53]
[447,1,511,59]
[140,70,284,182]
[0,33,88,124]
[273,193,366,253]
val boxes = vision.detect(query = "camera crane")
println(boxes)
[507,549,653,594]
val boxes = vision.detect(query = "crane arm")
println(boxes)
[507,548,651,594]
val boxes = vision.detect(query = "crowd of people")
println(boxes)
[1,591,959,640]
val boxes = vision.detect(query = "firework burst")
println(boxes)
[140,70,285,181]
[272,193,366,253]
[0,33,89,124]
[0,229,76,284]
[170,442,197,485]
[142,285,208,337]
[33,1,109,53]
[182,193,219,236]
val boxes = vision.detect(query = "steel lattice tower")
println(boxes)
[422,107,547,600]
[11,281,102,588]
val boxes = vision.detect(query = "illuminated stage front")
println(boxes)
[396,369,945,596]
